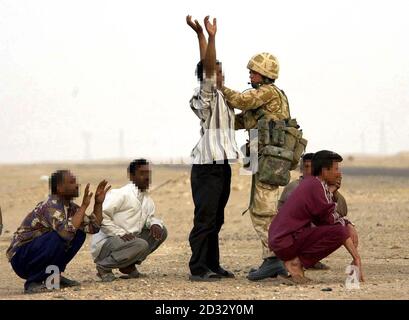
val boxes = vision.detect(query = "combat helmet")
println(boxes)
[247,52,279,80]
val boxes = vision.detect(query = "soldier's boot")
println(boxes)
[247,257,288,281]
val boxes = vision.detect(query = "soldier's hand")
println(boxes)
[204,16,217,37]
[186,15,203,34]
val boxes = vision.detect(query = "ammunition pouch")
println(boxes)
[290,137,308,170]
[258,146,293,186]
[257,118,308,185]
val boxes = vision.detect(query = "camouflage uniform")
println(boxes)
[222,83,290,259]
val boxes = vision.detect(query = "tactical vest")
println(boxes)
[254,86,308,186]
[240,84,290,130]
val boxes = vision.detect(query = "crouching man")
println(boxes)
[91,159,167,282]
[277,152,350,270]
[268,150,363,284]
[6,170,110,293]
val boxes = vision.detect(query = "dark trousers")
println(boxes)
[10,230,86,289]
[274,225,349,268]
[189,163,231,275]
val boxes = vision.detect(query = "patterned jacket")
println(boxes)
[6,196,100,261]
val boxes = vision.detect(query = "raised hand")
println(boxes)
[186,15,203,35]
[94,180,111,205]
[204,16,217,37]
[187,15,208,61]
[81,183,93,208]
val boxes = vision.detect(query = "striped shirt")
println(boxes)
[190,77,244,164]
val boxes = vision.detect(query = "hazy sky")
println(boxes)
[1,0,409,164]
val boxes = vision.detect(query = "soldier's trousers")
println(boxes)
[249,173,279,260]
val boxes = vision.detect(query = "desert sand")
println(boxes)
[1,155,409,300]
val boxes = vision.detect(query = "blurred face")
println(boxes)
[216,63,224,89]
[302,160,312,177]
[130,164,151,191]
[322,161,342,186]
[57,171,79,199]
[249,70,263,86]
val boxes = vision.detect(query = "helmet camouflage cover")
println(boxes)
[247,52,279,80]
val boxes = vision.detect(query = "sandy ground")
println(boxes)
[1,156,409,300]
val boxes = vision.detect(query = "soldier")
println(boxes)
[221,53,290,280]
